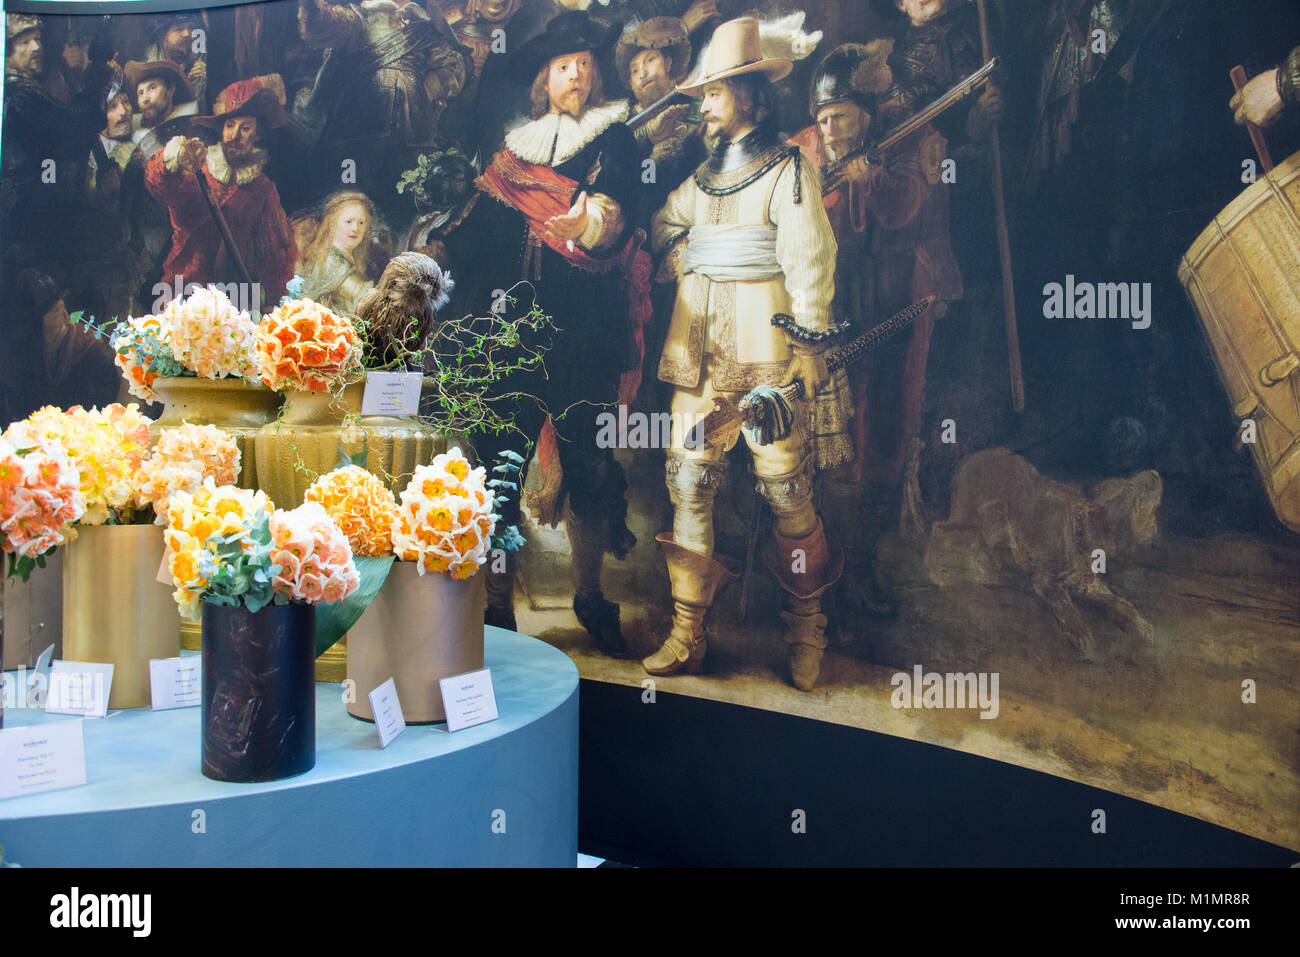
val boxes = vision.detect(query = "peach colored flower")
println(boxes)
[162,286,258,380]
[267,501,359,603]
[139,423,240,522]
[0,433,84,560]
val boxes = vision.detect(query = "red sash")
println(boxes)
[476,148,652,405]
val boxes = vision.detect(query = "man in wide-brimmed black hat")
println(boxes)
[441,9,650,657]
[145,76,297,306]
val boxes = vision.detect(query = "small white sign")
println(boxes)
[149,657,202,711]
[361,372,423,416]
[45,661,113,719]
[0,719,87,800]
[367,677,406,747]
[439,668,499,732]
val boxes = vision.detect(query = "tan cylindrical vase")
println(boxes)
[346,561,486,723]
[62,523,180,709]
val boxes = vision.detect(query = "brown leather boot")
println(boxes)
[642,533,738,676]
[765,517,843,691]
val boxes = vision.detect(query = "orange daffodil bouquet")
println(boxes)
[165,478,359,624]
[255,297,363,394]
[304,465,399,557]
[0,426,84,580]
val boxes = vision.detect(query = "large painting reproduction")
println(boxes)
[3,0,1299,853]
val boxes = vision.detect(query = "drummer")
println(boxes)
[1231,44,1300,126]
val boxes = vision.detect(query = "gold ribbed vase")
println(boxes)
[254,377,451,681]
[151,376,282,652]
[62,524,180,709]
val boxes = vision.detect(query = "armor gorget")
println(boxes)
[694,125,793,196]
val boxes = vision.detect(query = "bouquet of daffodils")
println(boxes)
[299,449,526,649]
[392,449,496,580]
[109,286,259,402]
[8,408,242,531]
[255,298,363,394]
[138,423,241,523]
[12,404,153,525]
[165,479,359,623]
[0,429,85,580]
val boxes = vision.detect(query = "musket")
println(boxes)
[627,87,692,131]
[685,296,938,452]
[821,57,999,196]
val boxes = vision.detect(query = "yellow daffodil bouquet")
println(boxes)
[165,479,360,637]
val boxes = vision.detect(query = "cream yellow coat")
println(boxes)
[651,146,839,392]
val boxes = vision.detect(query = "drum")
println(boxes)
[1180,149,1300,533]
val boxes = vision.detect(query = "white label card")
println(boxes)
[361,372,423,416]
[0,719,87,800]
[439,668,499,732]
[45,661,113,719]
[367,677,406,747]
[150,657,202,711]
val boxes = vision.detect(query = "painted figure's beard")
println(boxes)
[223,142,261,167]
[702,121,731,154]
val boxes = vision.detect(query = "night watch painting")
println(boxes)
[3,0,1299,852]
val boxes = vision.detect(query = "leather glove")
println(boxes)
[780,348,830,396]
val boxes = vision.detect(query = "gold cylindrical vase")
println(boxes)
[346,562,486,723]
[62,523,180,709]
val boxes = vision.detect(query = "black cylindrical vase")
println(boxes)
[201,602,316,783]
